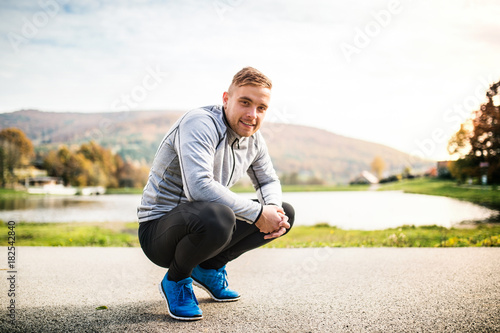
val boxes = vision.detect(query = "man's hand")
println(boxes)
[255,205,290,240]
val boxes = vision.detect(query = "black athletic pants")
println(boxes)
[139,201,295,282]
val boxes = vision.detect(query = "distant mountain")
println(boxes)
[0,109,433,184]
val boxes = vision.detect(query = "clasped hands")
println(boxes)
[255,205,290,240]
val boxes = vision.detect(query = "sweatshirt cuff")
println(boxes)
[253,204,264,224]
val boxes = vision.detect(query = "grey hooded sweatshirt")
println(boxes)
[137,105,282,224]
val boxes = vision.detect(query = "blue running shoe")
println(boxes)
[158,273,203,321]
[191,265,241,302]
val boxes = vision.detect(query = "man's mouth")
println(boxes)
[240,120,255,127]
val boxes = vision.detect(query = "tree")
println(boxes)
[78,141,119,187]
[0,128,34,187]
[43,146,90,186]
[448,80,500,183]
[447,122,472,159]
[117,160,150,188]
[402,166,412,179]
[42,141,148,188]
[370,156,386,179]
[448,158,477,183]
[469,81,500,183]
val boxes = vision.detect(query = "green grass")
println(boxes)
[378,178,500,210]
[2,221,499,248]
[0,188,31,199]
[1,221,139,247]
[104,187,144,195]
[263,223,500,248]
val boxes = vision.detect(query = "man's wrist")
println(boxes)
[253,204,264,224]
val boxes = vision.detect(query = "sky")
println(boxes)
[1,0,499,161]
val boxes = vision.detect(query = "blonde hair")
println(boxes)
[228,67,272,93]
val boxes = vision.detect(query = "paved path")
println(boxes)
[1,247,499,332]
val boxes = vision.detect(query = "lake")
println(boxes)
[0,191,497,230]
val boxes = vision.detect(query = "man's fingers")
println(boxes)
[264,233,279,240]
[277,213,289,229]
[275,227,286,237]
[264,227,286,239]
[279,220,290,229]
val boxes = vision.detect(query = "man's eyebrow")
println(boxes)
[238,96,268,108]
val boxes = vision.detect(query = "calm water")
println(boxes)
[0,191,497,230]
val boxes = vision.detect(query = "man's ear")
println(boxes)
[222,91,229,107]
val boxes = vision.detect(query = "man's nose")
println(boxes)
[247,107,257,118]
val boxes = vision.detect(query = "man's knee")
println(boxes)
[199,202,236,243]
[282,202,295,229]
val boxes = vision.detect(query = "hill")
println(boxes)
[0,109,433,184]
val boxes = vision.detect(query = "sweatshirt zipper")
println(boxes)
[227,138,239,186]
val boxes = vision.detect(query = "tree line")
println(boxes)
[0,128,149,188]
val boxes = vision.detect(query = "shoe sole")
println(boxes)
[192,278,241,302]
[158,282,203,321]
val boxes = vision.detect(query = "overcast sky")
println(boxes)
[1,0,499,161]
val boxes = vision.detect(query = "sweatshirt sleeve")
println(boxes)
[247,134,283,207]
[175,111,263,223]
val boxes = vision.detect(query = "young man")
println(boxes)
[137,67,295,321]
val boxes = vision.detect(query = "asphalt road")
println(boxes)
[1,247,499,332]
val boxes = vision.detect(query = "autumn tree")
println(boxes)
[469,81,500,183]
[448,80,500,183]
[117,160,150,188]
[43,146,90,186]
[448,122,472,159]
[370,156,386,179]
[42,141,148,188]
[78,141,120,187]
[0,128,34,187]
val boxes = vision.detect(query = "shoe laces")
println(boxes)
[176,280,199,305]
[214,267,229,290]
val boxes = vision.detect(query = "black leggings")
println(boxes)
[139,201,295,281]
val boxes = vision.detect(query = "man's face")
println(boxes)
[222,85,271,137]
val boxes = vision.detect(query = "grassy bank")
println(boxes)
[2,221,499,248]
[2,222,139,247]
[378,178,500,210]
[265,223,500,248]
[105,187,143,195]
[0,188,31,199]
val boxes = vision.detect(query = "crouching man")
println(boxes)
[137,67,294,321]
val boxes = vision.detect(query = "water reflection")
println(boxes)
[279,191,498,230]
[0,196,95,210]
[0,195,139,223]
